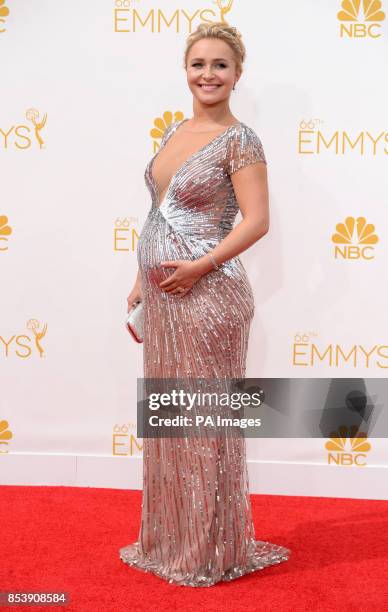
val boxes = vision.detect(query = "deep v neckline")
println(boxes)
[150,118,242,210]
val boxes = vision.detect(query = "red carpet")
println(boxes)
[1,485,388,611]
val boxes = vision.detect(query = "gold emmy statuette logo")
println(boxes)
[325,425,371,466]
[214,0,234,24]
[332,216,379,260]
[0,0,9,33]
[113,424,142,456]
[26,108,47,149]
[114,0,234,33]
[0,420,12,453]
[0,215,12,251]
[27,319,47,358]
[338,0,385,37]
[114,217,139,252]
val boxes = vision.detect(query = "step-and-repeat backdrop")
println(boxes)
[1,1,387,498]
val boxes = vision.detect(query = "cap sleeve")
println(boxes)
[226,124,267,175]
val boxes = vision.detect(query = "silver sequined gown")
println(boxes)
[119,119,291,586]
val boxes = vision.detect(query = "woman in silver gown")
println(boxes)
[120,22,291,586]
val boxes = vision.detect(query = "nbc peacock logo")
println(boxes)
[0,215,12,251]
[325,426,371,466]
[0,0,9,33]
[150,110,185,150]
[114,0,234,33]
[331,216,379,260]
[0,420,13,454]
[338,0,385,37]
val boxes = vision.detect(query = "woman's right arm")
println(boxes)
[127,269,143,312]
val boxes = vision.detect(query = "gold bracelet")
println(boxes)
[209,252,219,270]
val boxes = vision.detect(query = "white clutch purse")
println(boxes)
[125,300,144,343]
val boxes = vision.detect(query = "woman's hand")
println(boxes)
[159,259,207,296]
[127,279,143,313]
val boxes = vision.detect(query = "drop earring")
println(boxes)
[232,81,236,90]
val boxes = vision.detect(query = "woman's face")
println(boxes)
[186,38,239,105]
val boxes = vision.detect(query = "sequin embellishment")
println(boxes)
[119,120,291,586]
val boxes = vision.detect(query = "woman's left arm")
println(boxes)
[194,160,269,275]
[159,161,269,294]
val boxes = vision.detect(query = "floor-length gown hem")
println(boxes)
[119,540,291,587]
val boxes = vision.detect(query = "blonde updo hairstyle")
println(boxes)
[183,22,246,78]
